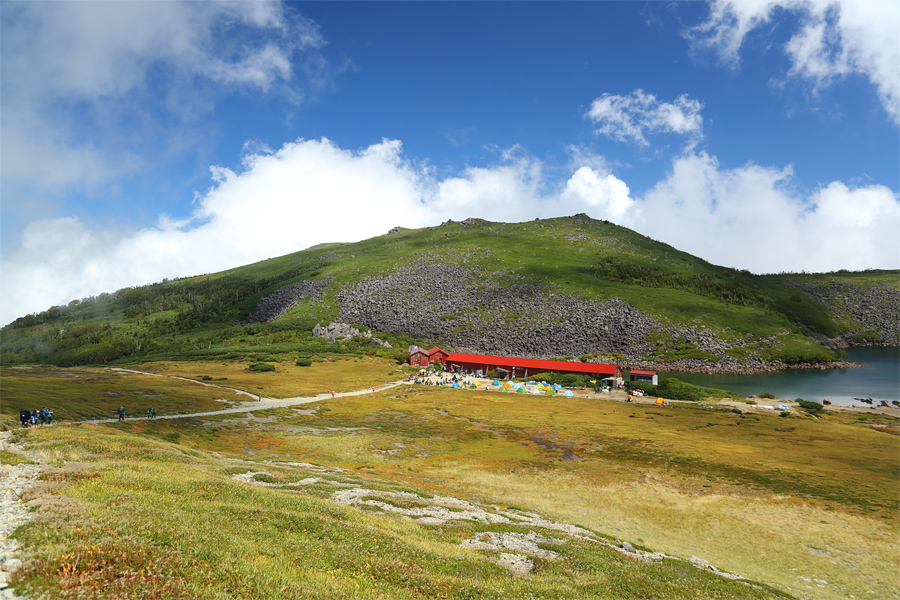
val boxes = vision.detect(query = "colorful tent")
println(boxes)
[545,389,555,395]
[452,382,459,388]
[516,387,527,393]
[492,380,501,386]
[562,390,574,397]
[530,387,542,395]
[655,398,665,404]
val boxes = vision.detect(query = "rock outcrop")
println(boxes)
[238,277,334,325]
[312,321,391,347]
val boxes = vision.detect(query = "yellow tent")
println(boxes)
[655,398,665,405]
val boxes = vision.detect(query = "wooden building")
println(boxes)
[409,347,450,368]
[629,370,659,385]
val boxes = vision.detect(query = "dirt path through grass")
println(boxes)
[74,368,406,424]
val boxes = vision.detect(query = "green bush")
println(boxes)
[796,398,823,413]
[295,358,312,367]
[759,391,777,399]
[248,362,275,372]
[632,377,743,402]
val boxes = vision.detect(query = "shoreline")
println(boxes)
[623,358,862,376]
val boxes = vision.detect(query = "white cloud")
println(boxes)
[632,152,899,272]
[687,0,900,123]
[0,0,326,198]
[1,139,897,325]
[560,167,635,220]
[586,90,704,147]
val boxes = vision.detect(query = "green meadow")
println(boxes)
[2,363,897,599]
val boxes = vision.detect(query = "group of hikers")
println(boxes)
[116,406,157,421]
[19,407,54,427]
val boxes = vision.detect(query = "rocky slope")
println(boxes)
[786,278,900,345]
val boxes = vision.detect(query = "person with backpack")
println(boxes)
[118,406,125,421]
[19,410,30,428]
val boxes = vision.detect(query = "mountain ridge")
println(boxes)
[2,215,897,371]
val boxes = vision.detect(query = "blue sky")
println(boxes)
[1,0,898,325]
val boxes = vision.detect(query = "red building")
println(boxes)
[443,352,619,379]
[409,347,450,368]
[629,370,658,385]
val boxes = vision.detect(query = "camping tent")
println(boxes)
[655,398,665,405]
[562,390,574,397]
[516,387,527,393]
[529,387,542,395]
[452,382,459,388]
[492,380,501,386]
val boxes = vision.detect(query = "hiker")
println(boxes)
[31,410,38,425]
[151,407,156,418]
[39,408,47,425]
[331,390,335,397]
[147,407,153,419]
[46,408,54,424]
[118,406,125,421]
[19,410,30,428]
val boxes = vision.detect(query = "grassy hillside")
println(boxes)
[2,216,897,369]
[2,364,897,599]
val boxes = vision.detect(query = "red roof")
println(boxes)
[629,370,657,376]
[445,353,617,375]
[426,347,449,356]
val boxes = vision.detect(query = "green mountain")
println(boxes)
[3,215,898,369]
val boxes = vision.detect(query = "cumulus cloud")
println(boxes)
[687,0,900,123]
[2,138,897,325]
[634,152,900,273]
[0,0,327,199]
[586,89,704,147]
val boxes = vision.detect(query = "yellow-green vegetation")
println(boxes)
[0,365,246,420]
[0,358,405,422]
[131,357,403,398]
[11,425,788,600]
[3,368,897,599]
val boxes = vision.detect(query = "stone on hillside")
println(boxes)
[621,541,635,552]
[2,559,21,574]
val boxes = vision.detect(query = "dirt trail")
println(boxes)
[75,368,405,425]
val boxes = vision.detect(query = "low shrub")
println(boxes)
[759,391,777,399]
[295,358,312,367]
[248,362,275,372]
[796,398,823,413]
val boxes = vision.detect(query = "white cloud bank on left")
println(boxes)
[2,136,897,326]
[0,0,322,199]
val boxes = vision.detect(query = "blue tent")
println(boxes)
[562,390,575,397]
[452,382,460,388]
[492,380,501,386]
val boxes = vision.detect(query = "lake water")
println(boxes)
[664,346,899,406]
